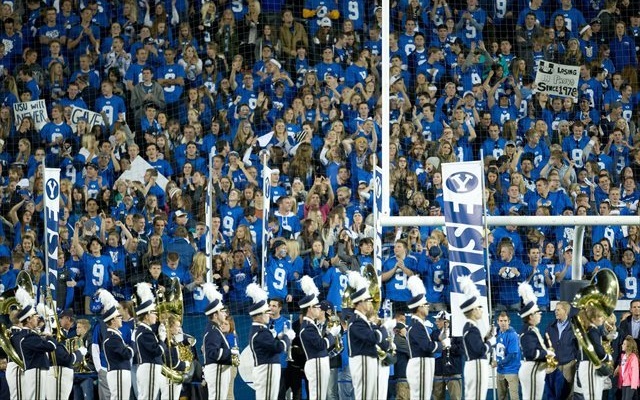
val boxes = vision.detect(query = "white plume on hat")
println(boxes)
[407,275,426,297]
[98,289,120,311]
[300,276,319,297]
[246,283,268,303]
[458,275,480,298]
[518,282,538,305]
[348,271,368,291]
[16,286,34,309]
[202,282,222,302]
[136,282,155,304]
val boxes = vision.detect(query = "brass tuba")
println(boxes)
[0,271,35,369]
[342,264,381,311]
[570,268,619,373]
[156,278,194,384]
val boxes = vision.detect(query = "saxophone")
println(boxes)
[231,335,240,367]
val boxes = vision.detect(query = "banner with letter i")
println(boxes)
[43,167,61,311]
[441,161,489,337]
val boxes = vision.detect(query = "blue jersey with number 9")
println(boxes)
[82,253,113,296]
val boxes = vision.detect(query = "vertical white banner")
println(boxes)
[261,161,272,288]
[205,153,213,282]
[442,161,489,337]
[374,166,383,276]
[44,167,60,311]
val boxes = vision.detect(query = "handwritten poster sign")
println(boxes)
[534,60,579,100]
[13,100,48,130]
[69,106,105,129]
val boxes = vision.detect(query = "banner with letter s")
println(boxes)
[442,161,489,337]
[44,167,60,310]
[534,60,579,100]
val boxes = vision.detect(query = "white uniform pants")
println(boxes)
[204,363,231,400]
[464,359,489,400]
[158,374,181,400]
[45,366,74,400]
[253,363,281,400]
[379,364,390,399]
[136,363,161,400]
[349,355,379,400]
[407,357,435,399]
[6,361,22,400]
[304,357,330,400]
[23,368,47,400]
[519,360,545,400]
[107,369,131,400]
[575,360,606,400]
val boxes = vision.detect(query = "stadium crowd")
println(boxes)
[0,0,638,397]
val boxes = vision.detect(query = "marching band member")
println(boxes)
[202,282,235,400]
[574,302,611,399]
[7,310,24,400]
[346,271,390,399]
[42,305,87,400]
[459,275,494,400]
[247,283,294,400]
[133,283,164,400]
[159,314,189,400]
[100,289,134,400]
[15,286,57,400]
[518,282,551,400]
[299,276,340,400]
[406,275,446,399]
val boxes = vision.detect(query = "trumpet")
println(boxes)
[285,315,294,362]
[545,332,558,371]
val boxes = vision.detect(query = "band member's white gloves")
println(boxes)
[158,324,167,342]
[441,338,451,349]
[546,350,556,358]
[78,347,88,356]
[383,319,396,332]
[231,348,240,356]
[329,325,341,337]
[284,329,296,341]
[486,336,496,346]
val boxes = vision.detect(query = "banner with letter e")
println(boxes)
[442,161,489,337]
[13,100,48,130]
[44,167,60,311]
[534,60,579,100]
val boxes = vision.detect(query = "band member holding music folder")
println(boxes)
[247,283,294,400]
[133,283,164,400]
[202,282,236,400]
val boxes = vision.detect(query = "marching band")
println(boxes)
[0,262,628,400]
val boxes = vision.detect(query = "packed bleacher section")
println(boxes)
[0,0,638,354]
